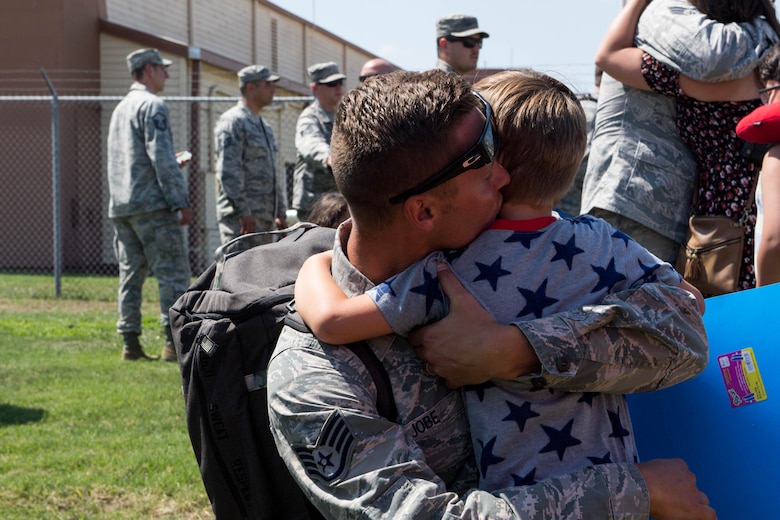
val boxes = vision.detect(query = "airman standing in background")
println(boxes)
[215,65,287,252]
[434,14,489,76]
[107,48,192,362]
[292,61,345,221]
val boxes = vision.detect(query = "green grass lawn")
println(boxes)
[0,274,212,519]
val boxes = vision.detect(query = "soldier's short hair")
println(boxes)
[330,70,478,229]
[474,69,586,208]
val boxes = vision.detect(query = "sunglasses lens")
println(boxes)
[446,37,481,49]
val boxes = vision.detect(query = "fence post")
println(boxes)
[41,69,61,297]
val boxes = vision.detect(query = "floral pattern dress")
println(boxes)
[642,52,760,291]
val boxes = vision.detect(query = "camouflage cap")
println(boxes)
[436,14,490,39]
[126,48,172,73]
[238,65,280,87]
[307,61,346,84]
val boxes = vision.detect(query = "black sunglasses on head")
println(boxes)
[446,36,483,49]
[389,91,499,205]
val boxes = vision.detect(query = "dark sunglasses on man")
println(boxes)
[445,36,483,49]
[389,91,499,204]
[321,79,344,88]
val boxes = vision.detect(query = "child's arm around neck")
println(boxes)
[295,251,393,344]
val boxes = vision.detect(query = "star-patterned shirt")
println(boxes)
[367,214,681,490]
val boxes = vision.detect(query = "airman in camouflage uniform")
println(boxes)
[268,70,714,519]
[434,14,489,76]
[215,65,287,252]
[292,62,345,221]
[107,48,192,362]
[582,0,776,263]
[558,67,601,217]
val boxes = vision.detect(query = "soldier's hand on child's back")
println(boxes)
[409,262,540,389]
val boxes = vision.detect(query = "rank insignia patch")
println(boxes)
[294,411,355,484]
[152,112,168,131]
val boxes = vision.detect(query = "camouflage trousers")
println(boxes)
[111,209,191,335]
[292,166,337,217]
[588,208,681,264]
[217,214,276,255]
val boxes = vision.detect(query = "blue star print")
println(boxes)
[502,400,540,432]
[587,451,613,465]
[638,259,661,283]
[409,268,444,314]
[373,274,399,300]
[505,230,544,249]
[443,248,466,263]
[511,468,537,486]
[574,215,597,230]
[473,256,511,291]
[539,418,582,461]
[479,436,506,479]
[611,228,632,247]
[466,381,496,402]
[578,392,598,407]
[608,409,630,445]
[591,258,627,293]
[551,235,585,270]
[517,278,559,319]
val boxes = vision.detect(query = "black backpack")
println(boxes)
[169,224,396,520]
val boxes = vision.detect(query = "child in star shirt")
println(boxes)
[295,69,704,491]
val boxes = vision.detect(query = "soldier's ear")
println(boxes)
[402,195,436,233]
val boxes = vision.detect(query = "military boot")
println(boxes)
[161,325,178,362]
[121,332,158,361]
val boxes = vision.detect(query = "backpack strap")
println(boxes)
[344,341,398,422]
[285,312,398,422]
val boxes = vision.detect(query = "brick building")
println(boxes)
[0,0,390,273]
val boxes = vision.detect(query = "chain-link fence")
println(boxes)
[0,93,311,289]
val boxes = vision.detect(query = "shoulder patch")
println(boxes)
[293,411,355,485]
[152,112,168,131]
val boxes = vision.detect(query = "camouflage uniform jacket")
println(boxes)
[292,99,337,213]
[267,221,709,519]
[107,83,189,218]
[558,92,597,217]
[214,101,286,222]
[434,59,457,74]
[581,0,775,242]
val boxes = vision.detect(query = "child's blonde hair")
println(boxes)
[475,69,586,207]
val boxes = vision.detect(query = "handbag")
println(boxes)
[676,215,745,295]
[676,174,758,296]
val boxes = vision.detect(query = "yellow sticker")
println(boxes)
[718,347,767,408]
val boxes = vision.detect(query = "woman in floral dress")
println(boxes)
[595,0,780,291]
